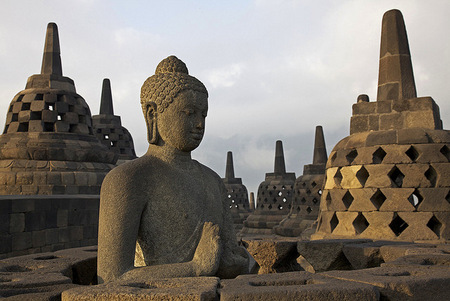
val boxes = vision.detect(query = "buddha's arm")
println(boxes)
[120,222,221,282]
[97,169,145,283]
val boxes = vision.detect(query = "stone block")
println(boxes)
[347,188,378,212]
[28,120,45,132]
[352,102,377,115]
[340,166,364,189]
[0,234,12,253]
[46,228,59,245]
[61,172,75,185]
[350,115,369,134]
[364,164,394,188]
[30,100,46,111]
[69,226,84,241]
[11,232,32,251]
[63,112,78,123]
[42,110,57,122]
[62,277,220,301]
[376,100,392,113]
[432,163,450,187]
[322,265,450,301]
[381,144,413,163]
[414,144,449,163]
[57,209,68,227]
[326,189,349,211]
[379,188,415,211]
[434,212,450,240]
[11,198,35,213]
[333,212,359,236]
[54,120,70,132]
[397,128,429,144]
[404,110,439,129]
[362,212,396,240]
[242,240,300,274]
[18,110,31,122]
[397,164,433,188]
[416,188,450,212]
[397,212,438,240]
[32,230,47,248]
[59,227,70,243]
[9,213,25,233]
[15,172,33,186]
[21,185,38,194]
[25,211,46,231]
[342,241,403,269]
[379,112,403,130]
[0,213,10,233]
[365,130,397,146]
[297,239,371,272]
[220,272,379,301]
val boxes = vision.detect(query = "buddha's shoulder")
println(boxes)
[194,160,223,182]
[103,156,161,184]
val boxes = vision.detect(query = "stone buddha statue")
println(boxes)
[97,56,249,283]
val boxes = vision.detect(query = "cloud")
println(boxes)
[204,63,246,89]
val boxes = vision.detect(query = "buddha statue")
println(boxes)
[97,56,249,283]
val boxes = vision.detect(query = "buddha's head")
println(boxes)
[141,56,208,152]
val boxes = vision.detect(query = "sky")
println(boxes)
[0,0,449,195]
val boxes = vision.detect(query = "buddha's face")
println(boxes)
[157,89,208,152]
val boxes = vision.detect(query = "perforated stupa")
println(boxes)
[275,126,328,237]
[314,10,450,241]
[92,79,137,163]
[0,23,117,195]
[241,140,296,235]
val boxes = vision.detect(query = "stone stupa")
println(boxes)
[241,140,296,235]
[274,126,328,237]
[0,23,117,195]
[314,10,450,241]
[92,79,137,164]
[222,151,250,231]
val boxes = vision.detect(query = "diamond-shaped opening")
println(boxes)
[389,213,409,236]
[282,198,287,203]
[424,166,437,187]
[269,191,273,196]
[334,168,343,186]
[426,215,442,237]
[405,146,419,162]
[318,189,322,195]
[407,189,423,209]
[326,192,332,206]
[296,206,301,212]
[353,213,369,234]
[330,213,339,233]
[278,204,283,210]
[273,186,277,190]
[300,197,306,203]
[268,204,272,210]
[342,190,354,209]
[263,198,268,203]
[356,166,369,187]
[272,198,277,204]
[311,181,317,188]
[35,94,44,100]
[346,149,358,165]
[260,204,265,209]
[372,147,387,164]
[440,145,450,162]
[370,189,386,210]
[388,166,404,188]
[306,207,312,213]
[446,190,450,204]
[302,182,306,187]
[312,198,318,204]
[278,191,282,196]
[282,185,286,190]
[306,189,311,195]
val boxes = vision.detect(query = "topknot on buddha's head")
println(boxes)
[140,56,208,113]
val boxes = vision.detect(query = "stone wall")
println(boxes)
[0,195,99,259]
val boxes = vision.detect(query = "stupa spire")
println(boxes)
[312,126,327,165]
[41,23,62,76]
[100,79,114,115]
[377,9,416,101]
[225,151,235,179]
[274,140,286,174]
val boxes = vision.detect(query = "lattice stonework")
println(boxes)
[315,131,450,241]
[4,91,93,135]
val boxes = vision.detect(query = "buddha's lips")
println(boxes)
[190,132,204,140]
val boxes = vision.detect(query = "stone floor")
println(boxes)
[0,239,449,300]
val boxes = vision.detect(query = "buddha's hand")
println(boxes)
[192,222,222,276]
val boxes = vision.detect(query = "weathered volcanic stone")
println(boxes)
[275,126,327,237]
[92,79,137,163]
[0,23,117,195]
[314,9,450,242]
[222,151,250,231]
[241,140,296,235]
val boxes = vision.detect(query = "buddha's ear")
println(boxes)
[145,102,159,144]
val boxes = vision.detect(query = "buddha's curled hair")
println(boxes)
[140,56,208,113]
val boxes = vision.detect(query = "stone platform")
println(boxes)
[1,239,448,300]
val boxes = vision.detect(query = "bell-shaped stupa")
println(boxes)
[222,151,250,231]
[0,23,117,195]
[275,126,327,236]
[92,79,137,164]
[241,140,296,235]
[314,10,450,241]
